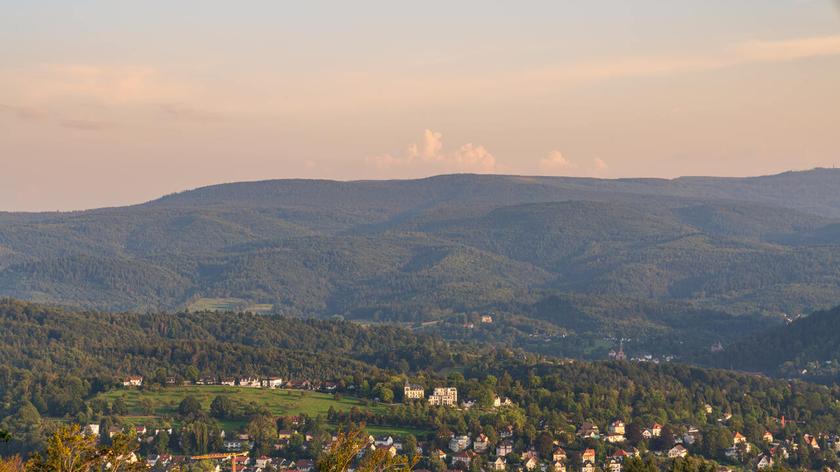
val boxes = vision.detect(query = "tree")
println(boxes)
[247,414,277,456]
[154,430,170,454]
[0,456,24,472]
[25,425,144,472]
[403,434,418,457]
[536,432,554,459]
[178,396,203,417]
[210,395,234,419]
[317,427,417,472]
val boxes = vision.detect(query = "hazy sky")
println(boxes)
[2,1,840,211]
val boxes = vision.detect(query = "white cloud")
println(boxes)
[366,129,497,176]
[538,151,608,177]
[539,150,576,172]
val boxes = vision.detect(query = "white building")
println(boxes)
[428,387,458,406]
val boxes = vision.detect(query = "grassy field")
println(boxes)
[96,386,426,437]
[185,298,274,314]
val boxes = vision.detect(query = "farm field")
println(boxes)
[185,298,274,314]
[95,386,427,437]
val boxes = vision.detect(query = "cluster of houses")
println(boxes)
[79,413,840,472]
[403,385,513,410]
[123,376,338,392]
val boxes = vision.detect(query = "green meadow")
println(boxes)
[95,386,427,437]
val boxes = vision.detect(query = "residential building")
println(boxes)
[451,451,472,467]
[496,440,513,457]
[668,445,688,459]
[261,377,283,388]
[449,435,471,453]
[404,383,425,400]
[428,387,458,406]
[581,461,595,472]
[123,376,143,387]
[473,433,489,453]
[493,457,507,471]
[578,423,600,439]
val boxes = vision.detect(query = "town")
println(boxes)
[80,375,839,472]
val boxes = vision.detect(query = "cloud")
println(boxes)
[539,151,576,172]
[539,150,608,177]
[366,129,497,176]
[737,35,840,62]
[546,34,840,84]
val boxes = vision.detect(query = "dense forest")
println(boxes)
[2,170,840,359]
[707,305,840,381]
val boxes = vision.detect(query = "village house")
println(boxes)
[123,376,143,387]
[607,458,623,472]
[609,420,626,436]
[578,423,600,439]
[224,440,243,451]
[762,431,774,443]
[803,434,820,449]
[522,456,538,470]
[668,445,688,459]
[553,447,567,462]
[261,377,283,388]
[220,378,236,386]
[755,454,774,470]
[581,449,596,464]
[374,435,394,447]
[473,433,489,453]
[650,423,662,438]
[108,426,123,438]
[581,461,595,472]
[493,396,513,408]
[493,457,507,471]
[500,425,514,439]
[678,427,698,446]
[733,432,747,446]
[255,457,272,468]
[84,424,100,437]
[449,435,471,453]
[451,451,473,467]
[238,377,261,388]
[428,387,458,406]
[553,460,567,472]
[404,383,425,400]
[496,440,513,457]
[480,315,494,323]
[294,459,314,472]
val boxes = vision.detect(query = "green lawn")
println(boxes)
[96,386,427,437]
[185,298,274,314]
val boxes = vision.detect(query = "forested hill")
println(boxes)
[7,299,840,462]
[2,169,840,357]
[709,305,840,381]
[0,298,456,381]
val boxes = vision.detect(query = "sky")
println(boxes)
[1,1,840,211]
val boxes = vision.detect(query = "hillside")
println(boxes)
[709,305,840,381]
[2,170,840,358]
